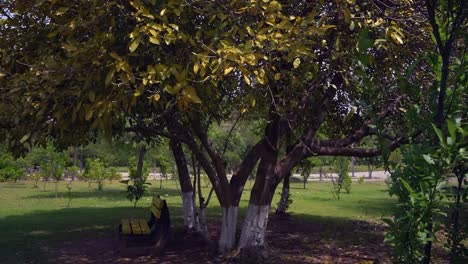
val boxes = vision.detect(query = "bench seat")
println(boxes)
[121,219,151,235]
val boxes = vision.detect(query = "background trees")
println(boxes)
[0,153,25,182]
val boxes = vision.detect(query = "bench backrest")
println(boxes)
[150,196,165,219]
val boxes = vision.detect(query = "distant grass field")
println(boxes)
[0,179,395,264]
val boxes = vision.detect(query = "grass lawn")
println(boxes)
[0,179,395,264]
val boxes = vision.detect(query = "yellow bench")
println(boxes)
[118,195,171,254]
[120,196,165,235]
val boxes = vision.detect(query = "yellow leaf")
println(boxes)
[109,52,121,60]
[149,36,160,44]
[56,7,69,16]
[390,32,404,44]
[129,37,141,52]
[293,58,301,68]
[153,94,161,102]
[246,26,254,36]
[243,74,251,85]
[250,97,256,107]
[160,8,167,16]
[149,29,158,36]
[193,62,200,74]
[274,73,281,80]
[224,66,234,75]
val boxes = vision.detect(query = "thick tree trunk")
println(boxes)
[276,173,290,215]
[239,204,270,248]
[198,206,209,240]
[238,114,280,249]
[181,191,196,229]
[219,206,238,252]
[170,139,196,230]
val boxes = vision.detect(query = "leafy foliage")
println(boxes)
[0,153,25,182]
[120,157,150,207]
[330,157,352,200]
[82,158,119,191]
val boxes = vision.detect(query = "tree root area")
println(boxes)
[49,214,449,264]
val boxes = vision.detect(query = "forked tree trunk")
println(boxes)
[238,115,280,249]
[239,204,270,248]
[276,173,290,215]
[219,206,238,252]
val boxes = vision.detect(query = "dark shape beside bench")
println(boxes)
[117,196,171,255]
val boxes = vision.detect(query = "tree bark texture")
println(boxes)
[170,139,196,229]
[275,172,290,215]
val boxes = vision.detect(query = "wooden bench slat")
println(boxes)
[139,219,151,235]
[131,219,142,235]
[121,219,132,235]
[152,197,164,208]
[151,204,162,219]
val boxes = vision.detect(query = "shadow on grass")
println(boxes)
[23,187,182,200]
[0,204,393,264]
[0,182,30,188]
[0,205,187,264]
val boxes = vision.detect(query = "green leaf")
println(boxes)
[447,137,454,146]
[20,134,30,144]
[400,179,414,194]
[432,124,446,147]
[447,120,456,141]
[423,154,435,164]
[358,28,374,52]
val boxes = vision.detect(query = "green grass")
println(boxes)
[0,179,395,264]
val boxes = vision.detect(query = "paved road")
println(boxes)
[121,170,391,182]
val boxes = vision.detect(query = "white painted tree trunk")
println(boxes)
[198,207,209,240]
[238,204,270,249]
[218,206,238,252]
[276,186,289,214]
[182,191,196,229]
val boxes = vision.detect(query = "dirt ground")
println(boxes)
[49,215,449,264]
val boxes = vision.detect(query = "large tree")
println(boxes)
[0,0,436,251]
